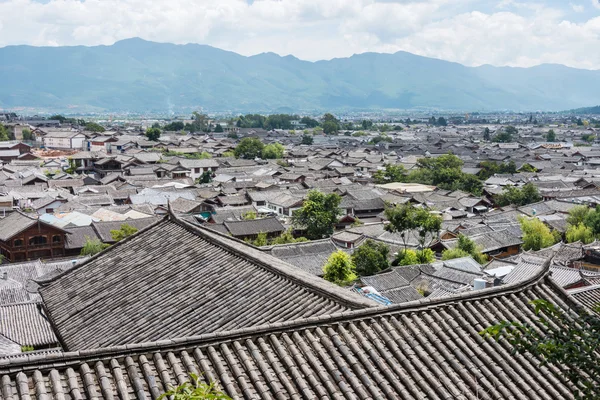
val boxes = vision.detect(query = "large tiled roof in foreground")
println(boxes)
[2,259,594,399]
[38,214,373,351]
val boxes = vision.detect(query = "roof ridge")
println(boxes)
[170,211,374,309]
[0,255,557,372]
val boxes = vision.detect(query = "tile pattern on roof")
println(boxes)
[39,216,373,350]
[0,269,589,399]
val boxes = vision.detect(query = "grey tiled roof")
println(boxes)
[91,217,160,243]
[1,266,592,399]
[266,239,343,276]
[223,217,285,237]
[0,212,38,241]
[0,302,57,348]
[39,215,374,350]
[569,284,600,313]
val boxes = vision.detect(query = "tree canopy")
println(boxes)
[163,121,184,131]
[372,164,406,184]
[234,137,264,159]
[405,154,483,195]
[323,250,357,285]
[80,237,109,256]
[493,125,517,142]
[84,121,105,133]
[519,216,559,251]
[158,373,231,400]
[261,143,285,159]
[494,183,541,207]
[352,239,390,276]
[292,190,341,240]
[442,234,488,264]
[477,160,517,180]
[145,127,161,142]
[301,134,314,145]
[384,203,442,250]
[110,224,139,242]
[0,125,10,141]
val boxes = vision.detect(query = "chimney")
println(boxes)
[473,278,487,291]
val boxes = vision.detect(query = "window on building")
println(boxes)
[29,236,47,245]
[52,235,62,243]
[13,238,23,247]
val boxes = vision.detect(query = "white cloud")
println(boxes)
[0,0,599,69]
[593,0,600,9]
[571,3,585,12]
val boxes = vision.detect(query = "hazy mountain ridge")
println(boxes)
[1,38,599,113]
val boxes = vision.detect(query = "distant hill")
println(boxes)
[1,38,600,113]
[568,105,600,114]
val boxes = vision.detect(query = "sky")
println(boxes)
[1,0,600,69]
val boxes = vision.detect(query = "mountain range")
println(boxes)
[1,38,600,113]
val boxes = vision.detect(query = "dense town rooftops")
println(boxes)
[0,256,595,399]
[37,212,374,351]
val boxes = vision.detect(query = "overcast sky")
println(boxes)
[1,0,600,69]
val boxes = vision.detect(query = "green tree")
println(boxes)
[292,190,342,240]
[546,129,556,142]
[566,223,594,244]
[196,171,212,184]
[441,248,471,261]
[478,161,517,180]
[493,126,517,143]
[234,137,264,159]
[158,373,231,400]
[415,248,435,264]
[567,205,592,226]
[163,121,185,131]
[214,124,224,133]
[252,232,268,247]
[110,224,139,242]
[483,127,491,141]
[372,164,406,184]
[84,122,105,133]
[300,116,319,128]
[362,120,374,130]
[322,120,339,135]
[242,211,257,220]
[22,128,33,141]
[481,299,600,400]
[271,229,308,245]
[222,151,235,157]
[385,204,442,251]
[80,237,109,256]
[407,154,483,195]
[395,249,420,266]
[145,127,161,142]
[352,239,390,276]
[189,112,210,132]
[227,132,239,139]
[584,206,600,236]
[301,134,314,145]
[65,158,77,174]
[323,250,357,285]
[384,203,419,251]
[519,217,558,251]
[494,183,541,206]
[437,117,447,126]
[442,234,487,264]
[261,143,285,159]
[0,125,10,141]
